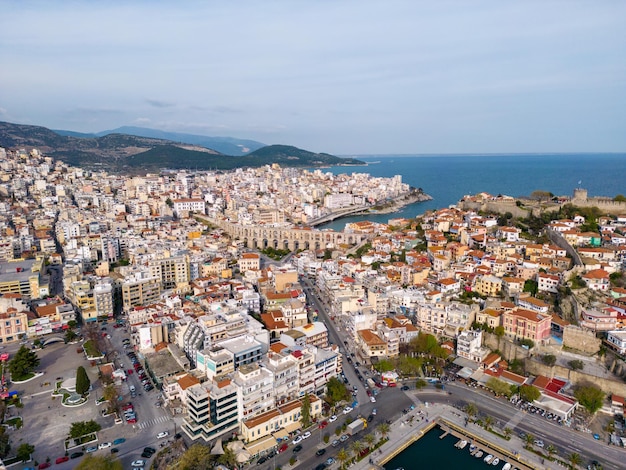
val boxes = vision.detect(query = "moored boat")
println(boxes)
[502,463,512,470]
[491,457,500,466]
[458,440,468,449]
[484,454,494,463]
[469,444,477,454]
[474,450,484,458]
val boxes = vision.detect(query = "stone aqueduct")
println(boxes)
[198,216,370,251]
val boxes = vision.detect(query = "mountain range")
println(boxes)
[0,121,364,173]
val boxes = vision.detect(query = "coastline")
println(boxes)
[351,402,557,470]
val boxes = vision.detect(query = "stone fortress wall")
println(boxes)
[458,188,626,217]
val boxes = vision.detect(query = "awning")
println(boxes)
[272,428,290,440]
[283,421,301,433]
[245,435,277,456]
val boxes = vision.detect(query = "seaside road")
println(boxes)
[417,383,623,470]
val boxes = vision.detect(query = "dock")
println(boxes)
[439,430,449,439]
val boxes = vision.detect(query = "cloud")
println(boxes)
[146,99,176,108]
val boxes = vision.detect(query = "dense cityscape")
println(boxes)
[1,146,626,470]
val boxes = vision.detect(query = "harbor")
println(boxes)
[350,402,560,470]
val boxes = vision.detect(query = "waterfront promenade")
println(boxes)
[352,401,563,470]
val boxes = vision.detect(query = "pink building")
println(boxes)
[502,308,552,343]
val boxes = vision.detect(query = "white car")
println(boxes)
[329,415,337,422]
[301,431,311,439]
[292,435,303,445]
[98,442,111,449]
[131,461,146,467]
[370,396,376,403]
[342,406,353,415]
[157,431,169,439]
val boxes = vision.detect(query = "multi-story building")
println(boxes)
[456,329,489,363]
[93,280,114,319]
[121,274,161,312]
[196,346,235,381]
[357,329,387,358]
[238,253,260,273]
[502,308,552,343]
[537,272,560,293]
[263,351,299,406]
[0,295,28,343]
[0,258,45,299]
[217,336,264,369]
[606,330,626,355]
[232,362,274,420]
[182,378,240,442]
[149,256,190,291]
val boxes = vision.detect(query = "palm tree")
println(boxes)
[364,433,376,452]
[351,440,364,459]
[503,427,512,439]
[337,448,351,470]
[483,415,493,431]
[524,433,535,449]
[377,422,390,442]
[545,444,556,460]
[464,403,478,421]
[568,452,582,469]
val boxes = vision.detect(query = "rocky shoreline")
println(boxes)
[370,187,433,214]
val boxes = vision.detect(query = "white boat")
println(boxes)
[458,440,468,449]
[469,444,477,454]
[484,454,494,464]
[502,463,512,470]
[491,457,500,466]
[474,451,484,458]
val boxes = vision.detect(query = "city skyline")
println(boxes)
[1,1,625,155]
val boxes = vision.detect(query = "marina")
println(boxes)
[384,420,531,470]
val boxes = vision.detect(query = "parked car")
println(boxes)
[342,406,353,414]
[278,443,288,453]
[325,457,336,465]
[316,448,327,456]
[98,442,112,449]
[157,431,169,439]
[38,463,51,470]
[110,448,119,454]
[331,439,340,447]
[55,456,69,464]
[256,456,267,465]
[85,446,98,453]
[143,447,156,455]
[292,435,303,445]
[292,445,303,453]
[131,461,146,467]
[329,415,337,422]
[302,431,311,439]
[318,420,328,429]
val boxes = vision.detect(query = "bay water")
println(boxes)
[319,153,626,231]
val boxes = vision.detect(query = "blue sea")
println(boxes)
[318,153,626,231]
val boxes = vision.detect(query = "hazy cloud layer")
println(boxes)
[1,1,625,154]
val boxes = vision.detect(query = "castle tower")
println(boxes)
[572,188,587,202]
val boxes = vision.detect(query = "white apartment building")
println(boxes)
[232,362,275,420]
[456,329,489,362]
[263,351,299,406]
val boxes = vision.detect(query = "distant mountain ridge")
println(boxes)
[54,125,266,155]
[0,121,364,173]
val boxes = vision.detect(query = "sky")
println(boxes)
[1,1,625,155]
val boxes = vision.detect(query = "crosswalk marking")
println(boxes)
[137,415,172,429]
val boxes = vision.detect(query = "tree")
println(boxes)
[568,452,583,469]
[69,420,101,439]
[574,384,605,414]
[300,394,311,428]
[376,422,390,441]
[351,439,364,458]
[76,366,91,396]
[364,433,375,451]
[16,443,34,462]
[483,415,493,431]
[542,354,557,366]
[326,377,350,405]
[65,329,78,343]
[74,455,123,470]
[494,325,505,347]
[568,360,584,371]
[519,384,541,403]
[373,359,395,373]
[0,427,9,458]
[503,427,512,439]
[217,447,237,468]
[396,356,423,376]
[486,377,512,397]
[524,433,535,449]
[545,444,557,460]
[464,403,478,419]
[336,448,351,470]
[175,443,212,470]
[8,345,40,381]
[415,378,427,390]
